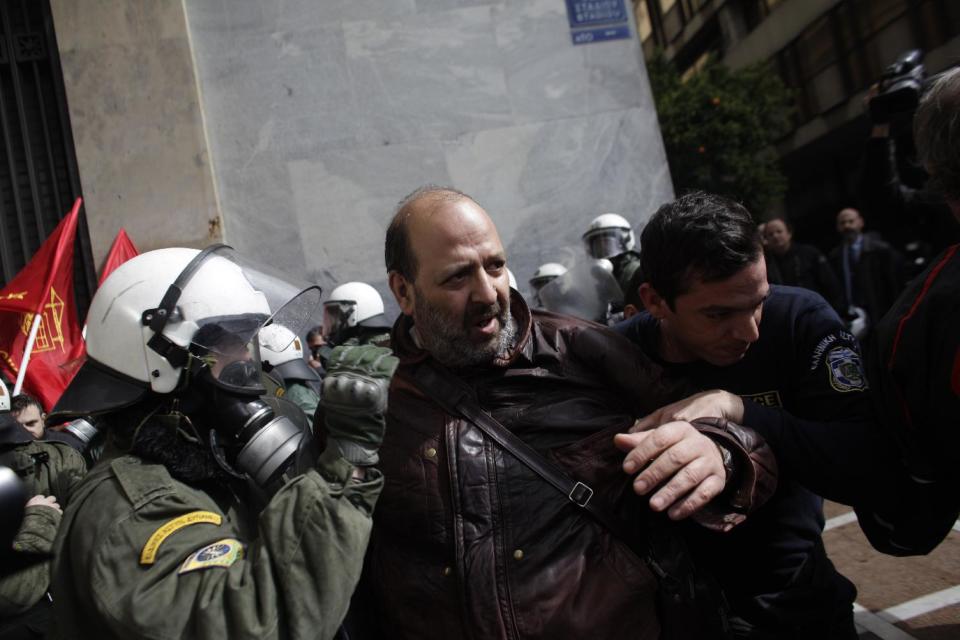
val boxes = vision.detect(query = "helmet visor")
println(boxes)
[584,231,627,260]
[186,248,322,354]
[176,247,321,389]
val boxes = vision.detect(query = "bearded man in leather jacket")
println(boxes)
[347,186,778,640]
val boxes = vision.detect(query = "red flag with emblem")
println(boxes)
[98,228,139,286]
[0,198,85,410]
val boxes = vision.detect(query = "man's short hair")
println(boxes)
[914,67,960,199]
[640,191,762,308]
[306,326,324,342]
[11,393,43,415]
[385,185,476,280]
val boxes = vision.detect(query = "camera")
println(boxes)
[870,49,927,124]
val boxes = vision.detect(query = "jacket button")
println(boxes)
[425,447,437,459]
[442,566,453,577]
[513,549,524,560]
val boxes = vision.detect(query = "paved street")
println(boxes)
[823,501,960,639]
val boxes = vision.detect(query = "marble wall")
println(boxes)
[184,0,673,311]
[55,0,672,313]
[51,0,222,262]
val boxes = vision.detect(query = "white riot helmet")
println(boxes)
[323,282,386,339]
[0,378,8,412]
[259,324,319,384]
[52,245,322,420]
[582,213,636,260]
[529,263,568,293]
[259,324,303,367]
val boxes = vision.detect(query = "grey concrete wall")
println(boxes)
[51,0,223,263]
[184,0,673,305]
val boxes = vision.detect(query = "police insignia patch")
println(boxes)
[826,347,868,392]
[140,511,222,565]
[178,538,244,575]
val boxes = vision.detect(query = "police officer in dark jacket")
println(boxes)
[637,69,960,558]
[616,192,862,639]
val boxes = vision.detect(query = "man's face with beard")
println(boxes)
[389,196,514,368]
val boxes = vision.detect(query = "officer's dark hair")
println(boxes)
[11,393,43,415]
[385,185,478,280]
[641,191,762,309]
[306,326,324,342]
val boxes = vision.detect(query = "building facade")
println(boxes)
[1,0,676,315]
[633,0,960,247]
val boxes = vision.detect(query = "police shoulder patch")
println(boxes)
[826,346,868,392]
[140,511,222,565]
[178,538,244,575]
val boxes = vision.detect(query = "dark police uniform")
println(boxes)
[615,285,867,639]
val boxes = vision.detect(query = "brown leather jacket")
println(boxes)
[357,293,777,639]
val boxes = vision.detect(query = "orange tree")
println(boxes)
[648,53,794,217]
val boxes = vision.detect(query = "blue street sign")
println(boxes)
[571,24,631,45]
[565,0,628,28]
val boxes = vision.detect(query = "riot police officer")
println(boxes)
[582,212,636,260]
[0,378,86,639]
[528,262,567,307]
[323,282,391,348]
[259,324,322,418]
[47,246,397,640]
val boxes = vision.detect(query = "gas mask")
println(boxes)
[50,244,323,490]
[140,245,322,487]
[185,352,303,488]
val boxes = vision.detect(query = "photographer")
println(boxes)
[857,66,960,553]
[46,246,397,640]
[859,50,959,259]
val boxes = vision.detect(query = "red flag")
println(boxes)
[98,228,139,286]
[0,198,85,411]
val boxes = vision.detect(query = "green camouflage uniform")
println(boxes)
[49,441,381,640]
[337,331,390,349]
[281,382,320,418]
[0,440,86,616]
